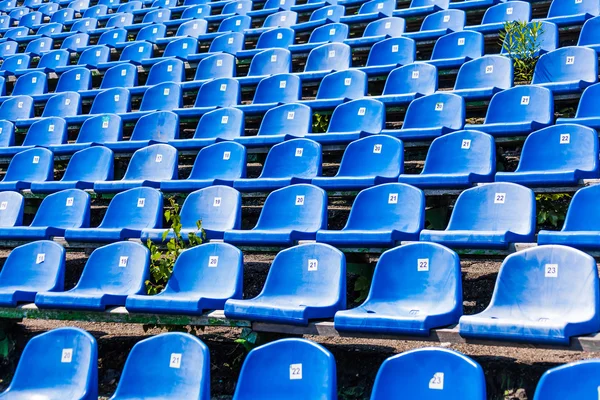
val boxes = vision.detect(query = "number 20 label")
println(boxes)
[545,263,558,278]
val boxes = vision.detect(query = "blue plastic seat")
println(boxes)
[496,124,598,186]
[287,23,349,54]
[94,63,139,94]
[0,41,17,60]
[224,184,327,246]
[53,46,109,74]
[236,73,300,114]
[0,54,30,76]
[237,27,295,58]
[577,15,600,51]
[231,338,337,400]
[96,41,153,70]
[0,191,23,228]
[403,9,466,42]
[335,242,460,333]
[94,144,177,193]
[141,37,197,66]
[10,71,47,96]
[501,21,558,56]
[248,0,295,18]
[556,82,600,128]
[195,16,250,42]
[225,243,345,323]
[0,240,65,306]
[61,33,89,52]
[373,63,438,106]
[344,16,405,47]
[426,31,484,69]
[235,103,310,147]
[393,0,449,18]
[107,333,210,400]
[398,130,495,187]
[25,37,52,56]
[464,85,553,136]
[102,111,178,153]
[383,93,465,140]
[120,82,182,122]
[246,10,298,36]
[0,121,14,148]
[0,27,29,43]
[0,147,53,190]
[174,78,240,118]
[299,69,367,111]
[0,95,33,121]
[544,0,598,26]
[19,11,43,29]
[20,49,69,74]
[0,189,90,240]
[318,183,424,246]
[180,53,236,90]
[466,1,531,34]
[531,46,598,94]
[36,241,149,310]
[533,360,600,399]
[0,327,98,399]
[420,182,536,248]
[292,5,345,33]
[168,107,244,150]
[296,42,352,81]
[234,139,321,192]
[160,142,246,192]
[370,348,486,399]
[135,59,185,91]
[237,48,291,86]
[159,18,207,43]
[50,8,74,24]
[358,37,416,76]
[54,114,122,155]
[48,68,92,96]
[450,55,513,100]
[68,0,90,12]
[96,28,127,48]
[0,117,67,156]
[188,32,245,63]
[312,136,404,190]
[460,245,599,344]
[340,0,394,24]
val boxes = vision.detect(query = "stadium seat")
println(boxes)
[0,147,53,190]
[370,348,486,399]
[101,111,179,153]
[533,359,600,400]
[0,41,17,59]
[119,82,182,122]
[95,28,127,48]
[0,240,65,306]
[317,183,424,246]
[51,114,122,155]
[224,184,327,246]
[246,10,298,35]
[357,37,416,76]
[131,59,186,95]
[344,17,406,47]
[231,338,337,400]
[224,243,345,324]
[296,42,352,81]
[24,37,52,56]
[237,48,292,85]
[61,33,89,52]
[501,21,559,56]
[41,68,92,98]
[234,139,321,191]
[160,141,246,192]
[86,63,139,96]
[0,117,66,157]
[449,55,513,100]
[236,27,295,58]
[393,0,449,18]
[96,41,154,70]
[168,107,244,150]
[30,147,114,194]
[68,88,131,123]
[531,46,597,94]
[465,1,531,34]
[140,37,197,66]
[0,95,33,121]
[9,71,47,96]
[459,245,600,344]
[107,333,210,400]
[403,9,466,42]
[180,53,236,90]
[544,0,598,26]
[17,49,69,74]
[0,189,90,240]
[373,63,438,106]
[0,327,98,399]
[556,82,600,128]
[195,16,250,42]
[287,22,349,54]
[292,5,345,32]
[398,130,495,187]
[249,0,295,18]
[340,0,394,24]
[126,243,242,314]
[16,92,79,128]
[305,98,385,144]
[426,31,484,69]
[335,242,461,333]
[174,78,240,118]
[0,54,30,76]
[298,69,368,111]
[464,85,553,136]
[311,136,404,190]
[420,182,536,248]
[64,187,162,242]
[157,18,207,43]
[0,191,23,228]
[577,15,600,51]
[382,93,465,140]
[36,241,149,310]
[237,73,301,114]
[94,144,178,193]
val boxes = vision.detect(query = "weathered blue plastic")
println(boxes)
[237,27,294,58]
[297,42,352,81]
[0,95,32,121]
[234,139,322,191]
[317,183,424,246]
[36,241,149,310]
[344,17,405,48]
[335,242,460,333]
[398,130,496,187]
[0,191,23,227]
[143,59,186,88]
[496,124,598,185]
[556,82,600,128]
[370,348,486,399]
[232,338,337,400]
[0,189,91,240]
[0,55,30,75]
[0,327,98,399]
[374,63,438,106]
[0,117,65,157]
[236,73,299,115]
[464,85,554,136]
[39,91,81,118]
[169,107,244,150]
[108,333,210,400]
[24,37,52,56]
[0,41,17,59]
[545,0,598,26]
[299,69,367,111]
[451,55,513,100]
[531,46,597,94]
[102,111,179,153]
[54,114,122,154]
[312,135,404,190]
[236,103,311,147]
[288,23,348,54]
[30,147,114,193]
[0,240,65,306]
[225,243,345,324]
[120,82,182,122]
[466,1,530,34]
[427,30,484,69]
[160,141,246,192]
[96,41,153,70]
[501,21,558,55]
[533,359,600,399]
[64,187,162,242]
[186,53,236,85]
[340,0,394,25]
[100,64,138,89]
[12,71,47,95]
[293,5,345,33]
[237,48,291,86]
[50,8,74,24]
[194,16,250,43]
[175,77,240,118]
[53,68,92,93]
[247,10,297,34]
[126,243,242,314]
[27,49,69,72]
[224,184,327,246]
[61,33,89,52]
[0,147,53,190]
[383,92,465,140]
[420,182,536,248]
[404,9,465,42]
[358,37,415,76]
[460,245,600,344]
[393,0,449,18]
[578,15,600,51]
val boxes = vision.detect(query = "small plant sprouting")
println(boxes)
[499,21,544,83]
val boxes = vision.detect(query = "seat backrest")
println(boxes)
[0,54,30,74]
[194,78,240,108]
[22,117,67,146]
[0,41,17,58]
[304,43,351,72]
[260,138,321,179]
[454,55,512,91]
[263,10,297,28]
[25,37,52,55]
[255,184,327,231]
[76,113,123,144]
[6,328,97,399]
[139,82,182,112]
[41,92,81,118]
[101,63,138,89]
[358,0,394,16]
[130,111,179,142]
[263,0,294,9]
[189,141,246,180]
[117,0,142,12]
[252,73,300,104]
[402,93,465,130]
[0,95,33,120]
[68,0,90,11]
[548,0,599,18]
[106,12,134,28]
[0,120,14,148]
[533,360,600,399]
[366,37,415,67]
[422,130,495,176]
[248,48,291,77]
[123,144,178,181]
[100,187,163,229]
[218,15,251,32]
[193,107,244,140]
[3,27,29,41]
[120,41,153,62]
[142,8,171,23]
[51,8,74,23]
[13,71,47,96]
[0,191,23,227]
[75,241,149,293]
[56,68,93,92]
[515,124,598,173]
[371,348,485,400]
[19,11,42,28]
[481,1,531,24]
[573,81,600,117]
[163,37,197,59]
[70,18,97,33]
[316,69,367,100]
[363,17,405,37]
[258,103,311,137]
[61,33,89,51]
[310,5,344,22]
[194,53,236,80]
[483,85,553,125]
[562,185,600,230]
[31,188,91,229]
[578,15,600,46]
[179,186,241,232]
[421,9,465,32]
[446,182,535,234]
[9,7,28,20]
[431,31,484,61]
[221,0,252,15]
[532,46,598,86]
[209,32,245,53]
[98,28,127,46]
[255,27,295,50]
[112,333,210,399]
[181,6,211,21]
[409,0,449,8]
[83,4,107,18]
[146,59,185,85]
[62,146,114,183]
[382,63,438,96]
[90,88,131,114]
[337,135,404,178]
[233,338,337,400]
[307,22,349,44]
[327,98,385,134]
[39,4,59,16]
[501,21,558,55]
